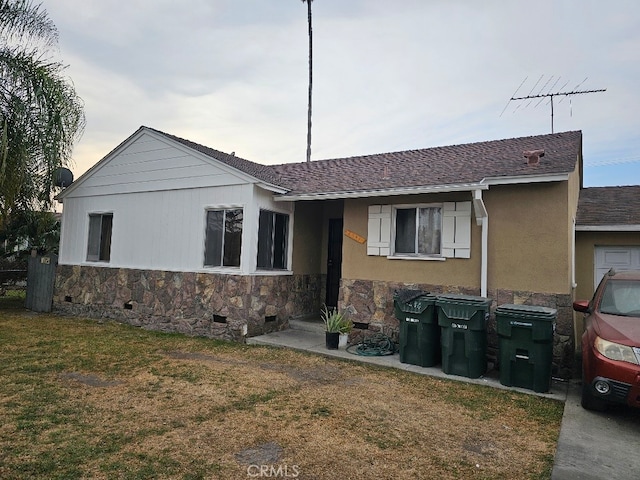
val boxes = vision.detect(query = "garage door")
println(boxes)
[595,246,640,288]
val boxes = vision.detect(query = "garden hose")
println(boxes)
[346,333,396,356]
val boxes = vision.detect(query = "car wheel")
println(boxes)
[581,372,607,412]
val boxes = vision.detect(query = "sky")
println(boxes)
[44,0,640,187]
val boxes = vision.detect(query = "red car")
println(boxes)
[573,269,640,411]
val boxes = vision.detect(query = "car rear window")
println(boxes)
[599,280,640,316]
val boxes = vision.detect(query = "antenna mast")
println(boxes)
[502,76,606,133]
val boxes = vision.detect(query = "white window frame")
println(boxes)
[86,212,113,262]
[203,207,244,269]
[391,203,443,259]
[257,209,290,270]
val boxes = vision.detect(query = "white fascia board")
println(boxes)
[273,183,488,202]
[576,225,640,232]
[256,182,289,194]
[480,172,570,186]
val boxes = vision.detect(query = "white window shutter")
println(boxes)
[442,201,471,258]
[367,205,391,256]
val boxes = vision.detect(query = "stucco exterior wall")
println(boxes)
[342,193,482,288]
[54,265,322,340]
[484,182,571,294]
[342,182,572,295]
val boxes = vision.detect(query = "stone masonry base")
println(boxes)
[54,265,322,341]
[340,278,575,379]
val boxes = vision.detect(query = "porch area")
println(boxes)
[247,316,569,401]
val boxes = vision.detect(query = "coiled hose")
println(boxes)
[346,333,396,356]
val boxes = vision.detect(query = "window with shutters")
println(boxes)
[367,201,471,259]
[87,213,113,262]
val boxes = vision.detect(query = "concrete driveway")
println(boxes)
[552,381,640,479]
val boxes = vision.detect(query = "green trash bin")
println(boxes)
[394,290,439,367]
[436,294,492,378]
[496,304,556,393]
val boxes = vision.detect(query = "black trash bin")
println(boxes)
[436,294,492,378]
[495,304,556,393]
[394,290,439,367]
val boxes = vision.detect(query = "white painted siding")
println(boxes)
[60,184,255,273]
[65,132,247,198]
[59,129,295,275]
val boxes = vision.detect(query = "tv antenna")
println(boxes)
[501,76,606,133]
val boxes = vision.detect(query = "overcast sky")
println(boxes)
[46,0,640,187]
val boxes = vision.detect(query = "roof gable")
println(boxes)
[59,127,286,199]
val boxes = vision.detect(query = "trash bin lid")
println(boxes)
[394,289,435,304]
[436,293,492,306]
[495,304,557,319]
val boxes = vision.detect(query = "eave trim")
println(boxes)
[273,183,489,202]
[575,225,640,232]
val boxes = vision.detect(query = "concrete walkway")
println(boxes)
[551,381,640,479]
[248,318,640,479]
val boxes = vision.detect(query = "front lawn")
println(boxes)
[0,306,563,479]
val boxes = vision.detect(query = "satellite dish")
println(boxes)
[53,168,74,188]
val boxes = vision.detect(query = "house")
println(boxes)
[56,126,611,378]
[574,186,640,337]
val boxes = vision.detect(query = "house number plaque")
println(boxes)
[344,230,366,244]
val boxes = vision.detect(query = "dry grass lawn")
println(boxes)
[0,295,563,479]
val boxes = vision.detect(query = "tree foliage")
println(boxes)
[0,0,84,231]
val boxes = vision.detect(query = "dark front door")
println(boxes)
[326,218,343,307]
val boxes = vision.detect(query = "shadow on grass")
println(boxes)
[0,290,26,310]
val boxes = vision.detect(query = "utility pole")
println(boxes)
[510,88,606,133]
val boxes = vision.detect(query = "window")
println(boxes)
[204,209,243,267]
[395,206,442,256]
[87,213,113,262]
[367,202,471,259]
[257,210,289,269]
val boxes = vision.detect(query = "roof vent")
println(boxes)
[523,149,545,165]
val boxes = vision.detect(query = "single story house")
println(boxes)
[574,185,640,347]
[54,126,637,378]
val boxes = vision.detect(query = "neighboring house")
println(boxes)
[574,186,640,347]
[56,126,602,378]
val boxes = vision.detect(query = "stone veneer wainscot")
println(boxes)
[340,278,575,379]
[54,265,322,341]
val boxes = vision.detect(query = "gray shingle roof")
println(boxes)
[270,131,582,197]
[576,186,640,226]
[151,127,582,197]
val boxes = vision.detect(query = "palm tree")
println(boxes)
[0,0,85,231]
[301,0,313,163]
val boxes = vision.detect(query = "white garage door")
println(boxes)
[595,246,640,288]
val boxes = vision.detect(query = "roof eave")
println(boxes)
[481,172,571,186]
[576,225,640,232]
[273,183,489,202]
[257,182,289,194]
